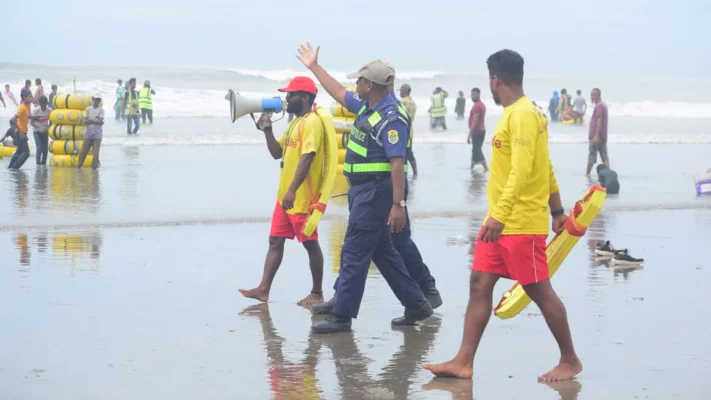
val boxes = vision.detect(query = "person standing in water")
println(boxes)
[31,96,52,165]
[122,78,141,134]
[239,76,327,307]
[138,80,156,124]
[8,91,33,170]
[4,84,18,107]
[423,49,582,382]
[48,85,58,106]
[114,79,125,121]
[572,89,587,124]
[78,93,104,169]
[467,87,488,172]
[428,87,448,130]
[548,90,559,121]
[586,88,609,177]
[455,91,466,120]
[33,78,44,107]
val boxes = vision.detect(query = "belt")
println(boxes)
[346,174,389,187]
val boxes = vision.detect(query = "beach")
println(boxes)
[1,64,711,399]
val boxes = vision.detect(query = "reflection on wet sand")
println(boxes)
[10,230,103,271]
[14,234,30,267]
[240,304,444,400]
[10,170,30,213]
[241,304,324,400]
[49,168,101,211]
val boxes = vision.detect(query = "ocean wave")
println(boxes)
[225,68,443,83]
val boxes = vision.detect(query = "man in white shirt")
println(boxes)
[572,89,587,124]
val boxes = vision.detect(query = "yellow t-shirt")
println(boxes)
[277,113,325,215]
[486,96,560,235]
[16,103,30,134]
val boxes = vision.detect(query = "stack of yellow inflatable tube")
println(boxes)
[49,93,93,167]
[301,106,339,237]
[329,86,356,176]
[1,146,16,158]
[493,185,607,319]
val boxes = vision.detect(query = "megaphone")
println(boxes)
[227,89,285,123]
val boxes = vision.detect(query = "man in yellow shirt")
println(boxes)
[8,90,33,170]
[239,76,326,307]
[424,50,582,382]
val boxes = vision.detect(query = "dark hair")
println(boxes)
[21,89,32,99]
[471,88,480,93]
[117,79,123,84]
[592,88,601,96]
[35,78,41,84]
[128,78,137,84]
[25,80,31,86]
[561,88,567,94]
[39,95,48,104]
[576,89,581,95]
[486,49,524,86]
[51,84,57,90]
[596,164,605,173]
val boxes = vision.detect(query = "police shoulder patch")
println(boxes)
[387,129,399,144]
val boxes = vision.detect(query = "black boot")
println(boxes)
[311,314,352,334]
[391,300,433,326]
[422,281,443,310]
[312,296,335,315]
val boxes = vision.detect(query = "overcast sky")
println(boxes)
[3,0,710,77]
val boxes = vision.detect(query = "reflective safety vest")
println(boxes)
[125,89,140,115]
[343,99,410,179]
[429,92,447,117]
[138,87,153,110]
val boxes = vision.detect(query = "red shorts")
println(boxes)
[472,230,549,286]
[269,201,318,243]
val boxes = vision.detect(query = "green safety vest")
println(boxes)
[343,102,411,176]
[138,87,153,110]
[125,89,139,115]
[429,92,447,117]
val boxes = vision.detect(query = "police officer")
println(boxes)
[296,43,433,333]
[312,65,443,317]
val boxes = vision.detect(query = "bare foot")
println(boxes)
[422,359,473,379]
[238,287,269,302]
[297,292,324,307]
[538,358,583,382]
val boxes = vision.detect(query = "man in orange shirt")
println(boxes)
[239,76,326,307]
[8,90,33,170]
[424,49,582,382]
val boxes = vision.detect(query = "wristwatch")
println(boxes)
[393,200,407,208]
[551,208,565,217]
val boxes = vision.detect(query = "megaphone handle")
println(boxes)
[249,113,261,130]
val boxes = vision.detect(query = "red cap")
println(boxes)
[278,76,318,95]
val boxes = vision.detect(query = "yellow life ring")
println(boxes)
[49,140,90,155]
[1,146,16,157]
[50,109,85,126]
[301,106,339,237]
[49,125,87,140]
[494,185,607,319]
[49,154,93,167]
[52,93,99,110]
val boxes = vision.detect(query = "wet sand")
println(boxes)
[1,208,709,399]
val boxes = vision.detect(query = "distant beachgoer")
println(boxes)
[548,91,559,121]
[586,88,609,176]
[21,80,31,99]
[399,83,418,175]
[33,78,44,107]
[572,89,587,124]
[138,80,156,124]
[467,87,488,172]
[596,164,619,194]
[114,79,125,120]
[31,96,52,165]
[2,122,18,146]
[0,90,5,109]
[4,84,18,107]
[48,85,58,107]
[78,93,104,169]
[429,87,448,130]
[8,91,33,170]
[122,78,141,134]
[455,91,466,120]
[557,88,573,121]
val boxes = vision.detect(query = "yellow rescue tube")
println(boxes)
[52,93,94,110]
[336,163,344,175]
[337,148,346,164]
[49,155,93,167]
[494,185,607,319]
[332,116,355,133]
[302,106,339,237]
[49,125,87,140]
[49,140,90,155]
[50,109,85,126]
[335,132,348,149]
[329,102,357,118]
[1,146,16,157]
